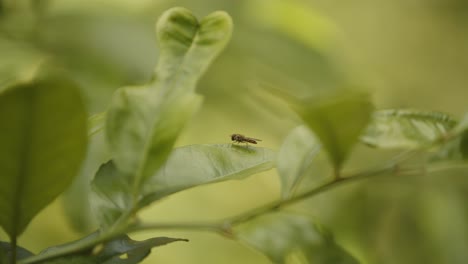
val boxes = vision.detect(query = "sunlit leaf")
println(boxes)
[0,76,87,239]
[24,234,187,264]
[236,212,359,264]
[277,126,321,198]
[92,144,276,227]
[293,90,373,170]
[361,110,457,149]
[96,7,232,229]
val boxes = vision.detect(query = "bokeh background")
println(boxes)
[1,0,468,263]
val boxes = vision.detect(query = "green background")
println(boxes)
[1,0,467,263]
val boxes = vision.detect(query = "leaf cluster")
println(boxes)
[0,4,467,264]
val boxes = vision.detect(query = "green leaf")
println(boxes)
[97,236,187,264]
[107,88,201,179]
[142,144,276,204]
[277,126,320,198]
[92,144,276,227]
[0,242,34,263]
[106,7,232,187]
[236,212,359,264]
[361,110,457,149]
[29,235,187,264]
[293,91,373,170]
[0,77,87,239]
[98,7,232,230]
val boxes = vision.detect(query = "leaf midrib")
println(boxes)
[10,87,36,239]
[130,19,201,208]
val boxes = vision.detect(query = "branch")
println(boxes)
[129,222,231,237]
[226,159,468,226]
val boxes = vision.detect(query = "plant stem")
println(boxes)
[227,164,394,226]
[10,236,16,264]
[227,160,468,226]
[227,150,420,225]
[129,222,228,235]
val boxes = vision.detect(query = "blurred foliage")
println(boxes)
[1,0,468,264]
[0,73,87,240]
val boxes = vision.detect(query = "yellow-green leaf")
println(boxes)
[294,91,373,170]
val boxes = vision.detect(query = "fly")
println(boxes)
[230,134,262,145]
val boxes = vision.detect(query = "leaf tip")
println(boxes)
[155,7,199,43]
[196,10,233,48]
[202,10,233,29]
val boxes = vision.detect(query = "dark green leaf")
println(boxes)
[361,110,456,149]
[27,235,187,264]
[98,236,188,264]
[277,126,321,198]
[92,144,276,227]
[294,90,373,170]
[236,212,359,264]
[91,162,133,228]
[0,76,87,239]
[0,241,34,263]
